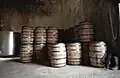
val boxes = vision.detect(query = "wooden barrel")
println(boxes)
[48,43,66,67]
[21,26,34,44]
[66,43,81,65]
[34,26,46,44]
[20,44,33,63]
[89,41,106,67]
[78,21,94,42]
[47,26,58,44]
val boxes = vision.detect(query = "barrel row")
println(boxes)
[65,21,94,42]
[20,25,107,68]
[21,26,60,44]
[21,21,94,44]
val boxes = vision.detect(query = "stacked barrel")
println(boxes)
[34,26,46,61]
[89,41,106,67]
[48,43,66,67]
[47,26,58,44]
[77,21,94,65]
[66,43,81,65]
[20,26,34,63]
[47,26,58,62]
[78,21,94,42]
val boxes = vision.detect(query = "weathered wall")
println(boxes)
[2,0,85,32]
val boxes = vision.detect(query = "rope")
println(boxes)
[109,5,117,40]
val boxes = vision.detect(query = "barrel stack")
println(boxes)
[47,26,67,67]
[34,26,47,62]
[20,26,34,63]
[48,43,66,67]
[78,21,94,65]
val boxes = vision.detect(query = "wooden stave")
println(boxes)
[67,51,81,59]
[49,51,66,59]
[51,63,66,67]
[89,57,104,67]
[51,58,66,64]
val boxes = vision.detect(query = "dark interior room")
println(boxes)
[0,0,120,78]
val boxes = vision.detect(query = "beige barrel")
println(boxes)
[34,26,46,44]
[47,26,58,44]
[21,26,34,44]
[66,43,81,65]
[20,44,33,63]
[79,21,94,42]
[89,41,106,67]
[48,43,66,67]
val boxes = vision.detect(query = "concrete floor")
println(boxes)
[0,58,120,78]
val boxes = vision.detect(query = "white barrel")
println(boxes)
[51,63,66,68]
[51,58,66,67]
[47,26,58,44]
[89,41,106,67]
[21,26,34,44]
[34,26,46,44]
[66,43,82,65]
[48,43,66,67]
[20,44,33,63]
